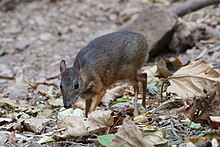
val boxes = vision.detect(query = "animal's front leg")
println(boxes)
[89,91,106,112]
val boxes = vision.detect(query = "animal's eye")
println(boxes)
[74,82,79,89]
[60,85,63,91]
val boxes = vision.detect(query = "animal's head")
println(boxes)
[59,60,83,109]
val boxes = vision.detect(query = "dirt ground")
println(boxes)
[0,0,220,146]
[0,0,147,97]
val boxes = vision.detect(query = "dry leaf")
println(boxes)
[57,108,83,121]
[0,98,18,110]
[63,116,88,137]
[110,118,153,147]
[208,116,220,129]
[167,60,220,98]
[24,118,51,134]
[62,110,114,137]
[102,85,126,106]
[142,65,158,76]
[0,131,8,146]
[142,127,168,146]
[184,82,220,125]
[87,110,114,132]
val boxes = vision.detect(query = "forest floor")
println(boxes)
[0,0,220,146]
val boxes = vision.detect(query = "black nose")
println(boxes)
[64,102,72,109]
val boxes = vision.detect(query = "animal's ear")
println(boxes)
[74,59,80,72]
[60,60,67,74]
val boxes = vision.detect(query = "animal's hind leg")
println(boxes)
[137,72,147,108]
[131,80,139,116]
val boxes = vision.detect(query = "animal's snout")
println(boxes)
[64,102,72,109]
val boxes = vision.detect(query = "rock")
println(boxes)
[5,83,29,100]
[0,63,14,79]
[36,84,49,93]
[169,20,220,53]
[24,118,51,134]
[109,13,117,21]
[15,38,30,50]
[117,4,177,56]
[39,33,53,41]
[4,26,22,34]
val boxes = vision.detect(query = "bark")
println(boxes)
[169,0,220,17]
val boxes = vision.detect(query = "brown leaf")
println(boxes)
[208,116,220,129]
[167,60,220,98]
[0,98,17,110]
[184,82,220,125]
[62,110,114,137]
[110,118,153,147]
[102,85,126,106]
[24,118,51,134]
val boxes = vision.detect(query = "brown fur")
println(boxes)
[60,31,148,117]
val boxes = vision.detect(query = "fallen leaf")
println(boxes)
[133,113,149,123]
[110,118,153,147]
[62,116,88,137]
[57,108,83,121]
[141,127,168,146]
[0,118,12,125]
[167,60,220,98]
[97,134,115,147]
[102,85,126,106]
[0,98,18,110]
[24,118,51,134]
[6,132,16,146]
[0,131,8,146]
[181,118,201,128]
[157,58,173,78]
[72,108,84,117]
[208,116,220,129]
[142,65,158,76]
[109,97,130,107]
[38,136,54,144]
[183,82,220,125]
[87,110,114,133]
[62,110,114,137]
[42,109,53,118]
[48,98,63,107]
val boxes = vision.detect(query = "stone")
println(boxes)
[39,33,53,41]
[0,63,14,79]
[15,38,30,50]
[117,5,177,56]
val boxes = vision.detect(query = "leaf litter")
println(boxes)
[0,0,220,146]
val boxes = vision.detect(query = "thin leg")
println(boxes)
[132,81,139,116]
[85,99,92,118]
[137,73,147,108]
[89,90,106,112]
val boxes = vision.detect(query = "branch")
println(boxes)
[169,0,220,17]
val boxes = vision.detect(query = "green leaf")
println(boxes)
[117,98,130,103]
[38,136,54,144]
[181,118,201,128]
[97,134,115,147]
[109,97,130,108]
[0,47,5,56]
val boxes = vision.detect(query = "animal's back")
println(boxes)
[75,31,148,86]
